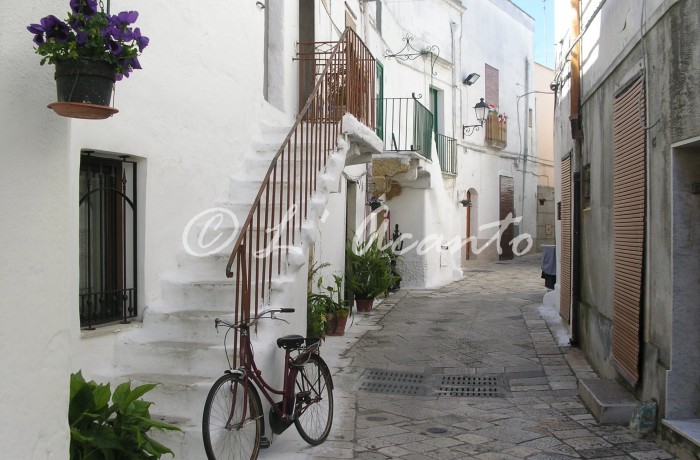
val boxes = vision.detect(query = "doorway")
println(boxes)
[667,141,700,419]
[499,175,514,260]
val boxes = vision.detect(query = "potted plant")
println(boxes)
[459,199,472,207]
[367,196,384,211]
[322,274,351,336]
[307,264,350,337]
[28,0,149,119]
[346,236,399,313]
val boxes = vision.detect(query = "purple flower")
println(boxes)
[117,11,138,25]
[75,31,89,45]
[27,23,45,45]
[108,39,123,55]
[69,0,98,16]
[41,15,70,42]
[133,28,149,52]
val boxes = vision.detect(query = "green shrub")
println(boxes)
[346,236,399,300]
[69,371,181,459]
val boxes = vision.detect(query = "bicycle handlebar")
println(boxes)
[215,307,295,330]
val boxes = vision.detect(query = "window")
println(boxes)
[79,153,137,329]
[485,64,499,108]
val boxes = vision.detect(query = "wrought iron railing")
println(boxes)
[485,111,507,149]
[378,94,433,159]
[225,28,375,356]
[436,133,457,174]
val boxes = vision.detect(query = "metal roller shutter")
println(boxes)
[560,156,571,323]
[611,76,646,385]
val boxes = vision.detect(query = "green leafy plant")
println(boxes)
[69,371,180,460]
[307,263,351,337]
[346,235,400,300]
[27,0,149,79]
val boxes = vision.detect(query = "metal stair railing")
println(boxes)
[225,28,375,359]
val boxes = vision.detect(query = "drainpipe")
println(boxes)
[521,58,530,228]
[569,0,583,345]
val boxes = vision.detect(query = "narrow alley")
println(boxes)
[267,255,678,460]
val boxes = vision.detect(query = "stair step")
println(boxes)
[661,419,700,458]
[578,378,639,425]
[114,337,227,377]
[141,308,234,343]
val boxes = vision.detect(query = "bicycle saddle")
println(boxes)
[276,334,305,350]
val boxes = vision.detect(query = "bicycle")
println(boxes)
[202,308,334,460]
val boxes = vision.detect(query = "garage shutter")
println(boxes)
[611,76,646,385]
[560,156,571,323]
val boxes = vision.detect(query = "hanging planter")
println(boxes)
[48,58,118,119]
[28,0,149,120]
[459,199,472,207]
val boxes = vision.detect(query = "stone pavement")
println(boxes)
[264,255,678,460]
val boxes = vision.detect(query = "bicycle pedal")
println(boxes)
[260,437,271,449]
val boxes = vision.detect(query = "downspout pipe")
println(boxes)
[570,0,582,345]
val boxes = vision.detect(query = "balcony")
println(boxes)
[436,133,457,175]
[377,94,433,160]
[485,111,507,149]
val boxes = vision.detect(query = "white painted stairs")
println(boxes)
[95,114,381,459]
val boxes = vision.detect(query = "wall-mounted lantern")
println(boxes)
[462,98,490,137]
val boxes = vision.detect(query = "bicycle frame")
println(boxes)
[235,322,320,424]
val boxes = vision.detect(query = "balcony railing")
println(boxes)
[485,111,507,149]
[436,133,457,175]
[377,95,433,160]
[225,28,375,361]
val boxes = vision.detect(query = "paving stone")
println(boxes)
[312,257,677,460]
[578,447,627,459]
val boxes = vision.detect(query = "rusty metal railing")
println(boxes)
[378,94,433,159]
[225,28,375,353]
[436,133,457,175]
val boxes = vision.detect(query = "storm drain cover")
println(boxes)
[364,370,426,384]
[358,381,427,396]
[360,370,506,397]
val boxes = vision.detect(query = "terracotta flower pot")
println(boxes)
[355,298,373,313]
[325,309,349,336]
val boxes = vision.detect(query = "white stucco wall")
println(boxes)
[0,2,75,457]
[457,0,537,262]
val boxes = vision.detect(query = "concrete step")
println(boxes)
[141,307,235,344]
[661,419,700,459]
[114,336,227,377]
[578,378,639,425]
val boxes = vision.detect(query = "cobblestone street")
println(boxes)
[266,254,678,460]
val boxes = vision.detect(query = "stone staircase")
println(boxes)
[92,113,378,459]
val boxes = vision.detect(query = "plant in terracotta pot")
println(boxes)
[345,236,399,313]
[28,0,149,118]
[307,264,350,337]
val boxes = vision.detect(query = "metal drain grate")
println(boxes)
[437,386,501,397]
[440,375,499,386]
[359,370,506,397]
[437,375,504,397]
[359,381,426,396]
[364,370,426,384]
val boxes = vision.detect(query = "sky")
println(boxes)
[512,0,555,68]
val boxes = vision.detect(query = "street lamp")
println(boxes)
[463,98,489,137]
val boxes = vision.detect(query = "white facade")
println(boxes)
[1,0,540,458]
[457,0,537,261]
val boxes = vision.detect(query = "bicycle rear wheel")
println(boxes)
[293,354,333,445]
[203,373,262,460]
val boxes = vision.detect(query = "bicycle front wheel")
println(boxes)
[293,354,333,445]
[202,373,262,460]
